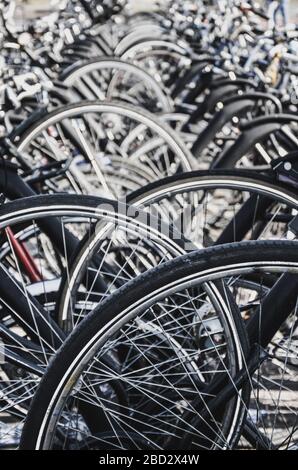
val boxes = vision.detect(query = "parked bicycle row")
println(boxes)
[0,0,297,450]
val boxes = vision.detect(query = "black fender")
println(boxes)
[213,114,298,168]
[192,92,282,157]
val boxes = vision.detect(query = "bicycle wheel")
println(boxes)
[0,193,185,447]
[15,101,194,197]
[56,169,298,331]
[61,58,173,112]
[119,40,191,89]
[20,240,298,450]
[127,169,298,246]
